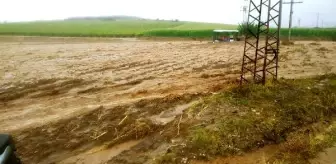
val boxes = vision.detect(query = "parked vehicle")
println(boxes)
[213,29,239,42]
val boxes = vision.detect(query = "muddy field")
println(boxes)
[0,36,335,164]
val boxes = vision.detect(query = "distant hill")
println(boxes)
[65,15,144,21]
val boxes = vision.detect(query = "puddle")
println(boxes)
[150,101,196,125]
[192,144,336,164]
[59,140,142,164]
[191,145,278,164]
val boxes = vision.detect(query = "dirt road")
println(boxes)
[0,37,335,163]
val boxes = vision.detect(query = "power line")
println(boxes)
[283,0,303,40]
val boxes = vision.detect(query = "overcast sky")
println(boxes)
[0,0,335,27]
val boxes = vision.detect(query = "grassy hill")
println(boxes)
[0,20,235,37]
[0,19,335,40]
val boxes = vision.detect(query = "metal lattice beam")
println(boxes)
[240,0,282,85]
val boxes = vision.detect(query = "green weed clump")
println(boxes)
[270,124,336,163]
[237,23,259,36]
[281,39,295,45]
[182,74,336,161]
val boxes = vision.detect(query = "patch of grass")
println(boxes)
[270,121,336,163]
[332,35,336,42]
[293,45,309,54]
[317,51,328,59]
[302,53,313,66]
[155,152,179,164]
[281,39,295,46]
[309,42,321,46]
[160,74,336,163]
[279,52,290,62]
[322,65,333,74]
[77,86,104,94]
[316,47,330,52]
[200,73,210,79]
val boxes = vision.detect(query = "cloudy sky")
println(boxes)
[0,0,335,27]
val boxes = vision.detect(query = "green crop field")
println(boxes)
[277,28,336,41]
[0,20,236,37]
[0,19,335,40]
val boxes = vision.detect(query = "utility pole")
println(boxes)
[316,13,320,28]
[283,0,303,40]
[241,0,249,23]
[298,18,301,27]
[241,6,248,23]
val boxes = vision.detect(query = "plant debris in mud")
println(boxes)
[156,74,336,164]
[11,92,203,164]
[309,42,321,46]
[269,121,336,164]
[281,40,295,46]
[0,78,89,101]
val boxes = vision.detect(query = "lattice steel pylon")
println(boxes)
[240,0,283,85]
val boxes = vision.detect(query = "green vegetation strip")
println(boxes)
[140,29,214,38]
[0,20,335,40]
[0,20,234,38]
[276,28,336,41]
[158,74,336,163]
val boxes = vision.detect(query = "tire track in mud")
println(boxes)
[0,78,93,102]
[103,48,231,82]
[11,93,205,164]
[115,61,168,80]
[118,48,241,83]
